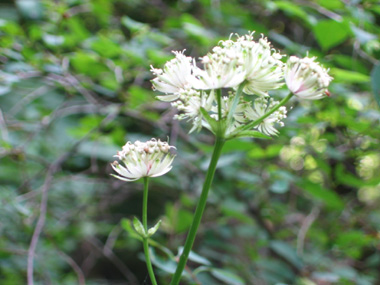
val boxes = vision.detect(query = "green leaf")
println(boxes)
[297,180,344,210]
[150,248,178,275]
[147,220,161,237]
[270,180,290,194]
[210,268,245,285]
[165,204,193,233]
[229,130,271,140]
[313,20,351,50]
[351,25,377,44]
[274,1,314,25]
[177,247,212,266]
[133,217,146,237]
[318,0,344,9]
[91,36,123,58]
[16,0,43,20]
[371,64,380,107]
[120,218,142,240]
[269,241,303,270]
[330,68,370,83]
[121,16,149,33]
[128,86,153,109]
[42,34,64,47]
[70,52,108,77]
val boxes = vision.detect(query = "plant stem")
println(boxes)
[226,82,245,124]
[239,92,294,133]
[170,137,225,285]
[142,177,157,285]
[216,88,222,121]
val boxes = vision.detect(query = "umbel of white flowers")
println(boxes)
[151,32,333,136]
[111,138,176,182]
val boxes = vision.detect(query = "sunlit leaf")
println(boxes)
[314,20,351,50]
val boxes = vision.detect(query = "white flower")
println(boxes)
[232,33,285,96]
[151,51,196,102]
[285,56,333,100]
[192,45,246,90]
[242,97,287,136]
[111,138,176,182]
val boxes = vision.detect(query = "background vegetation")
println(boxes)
[1,0,380,284]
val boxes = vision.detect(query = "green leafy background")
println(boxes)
[1,0,380,284]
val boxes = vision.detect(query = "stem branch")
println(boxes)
[238,93,294,133]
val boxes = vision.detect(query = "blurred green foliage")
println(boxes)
[1,0,380,284]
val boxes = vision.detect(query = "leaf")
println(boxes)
[269,241,303,270]
[318,0,344,9]
[351,25,377,44]
[42,34,64,47]
[91,36,123,58]
[274,1,314,25]
[16,0,43,20]
[133,217,146,237]
[270,180,290,194]
[210,268,245,285]
[313,20,351,50]
[297,180,344,210]
[149,248,178,275]
[371,64,380,107]
[147,220,161,237]
[120,219,142,240]
[229,130,271,140]
[121,16,149,33]
[177,247,212,266]
[330,68,370,84]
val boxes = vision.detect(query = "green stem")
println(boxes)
[226,82,245,124]
[216,88,222,121]
[142,177,157,285]
[170,137,225,285]
[237,92,294,133]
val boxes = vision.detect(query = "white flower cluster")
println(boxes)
[151,32,332,137]
[241,97,288,136]
[111,138,176,182]
[285,56,333,100]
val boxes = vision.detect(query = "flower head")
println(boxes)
[242,97,287,136]
[232,33,285,96]
[151,51,196,102]
[285,56,333,100]
[171,88,214,133]
[111,138,176,182]
[192,44,246,90]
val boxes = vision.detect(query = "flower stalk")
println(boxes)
[170,136,225,285]
[142,177,158,285]
[235,92,294,134]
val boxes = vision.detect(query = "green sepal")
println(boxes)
[147,219,162,237]
[133,216,147,238]
[227,130,272,140]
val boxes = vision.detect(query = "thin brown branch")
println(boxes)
[57,249,86,285]
[297,206,320,256]
[26,110,120,285]
[9,86,51,116]
[27,154,68,285]
[0,108,9,141]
